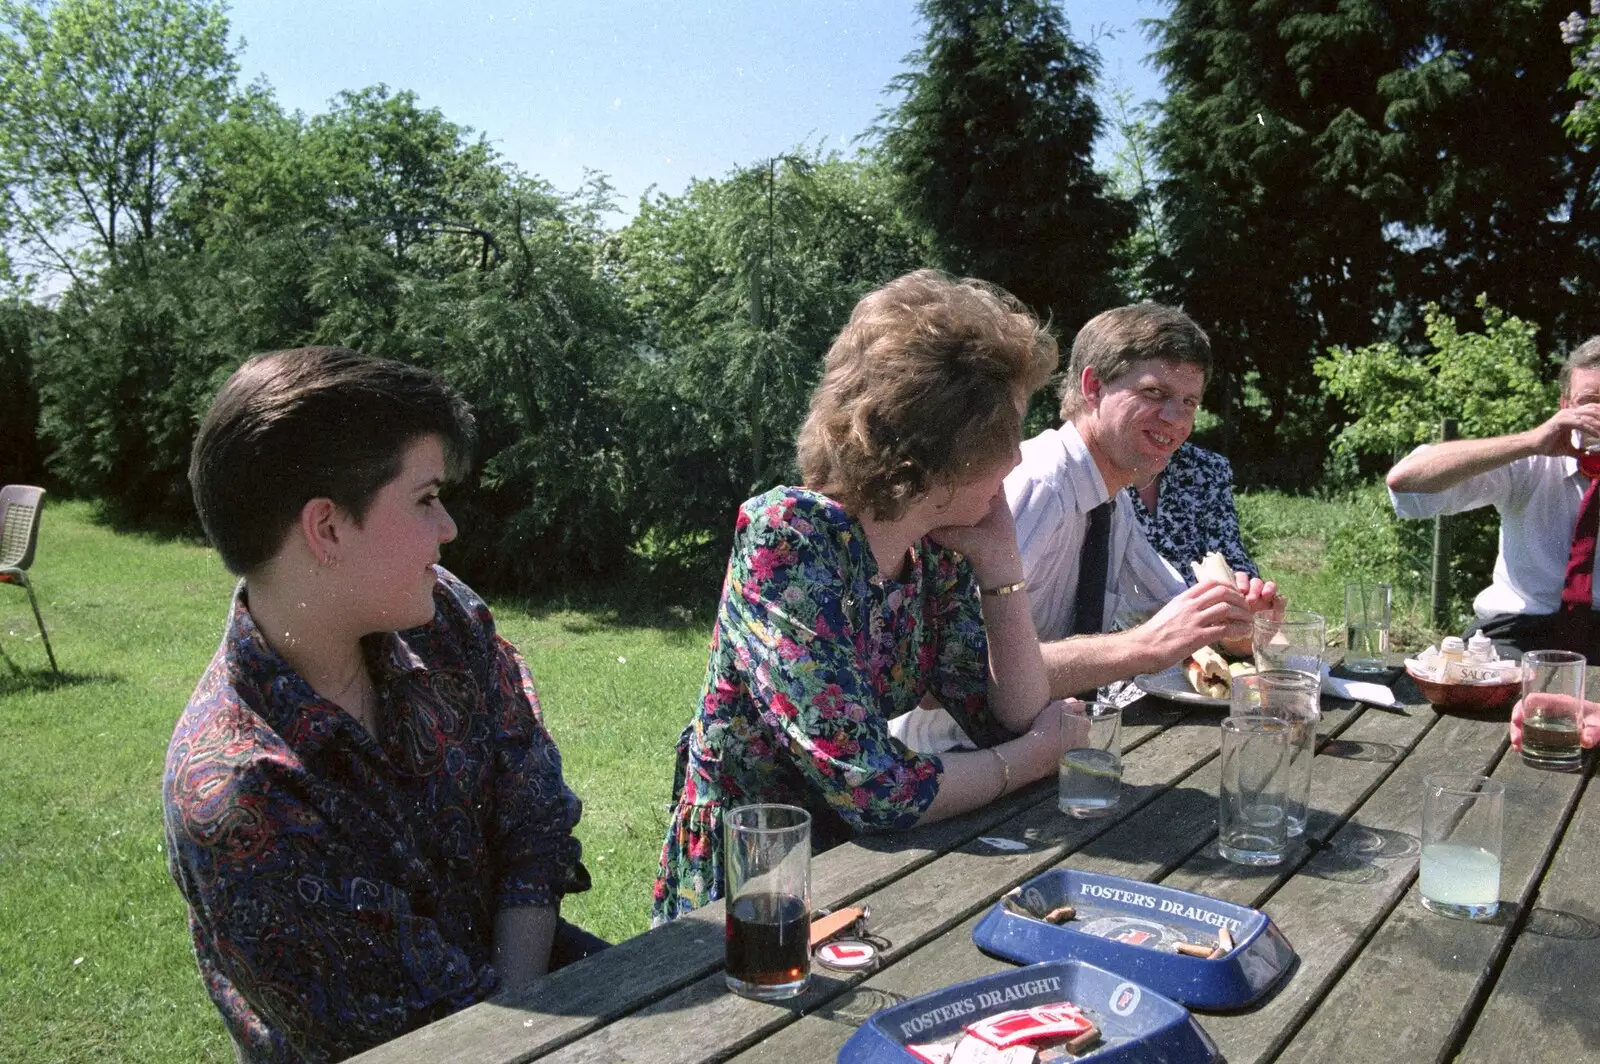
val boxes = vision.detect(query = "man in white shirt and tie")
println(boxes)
[1006,303,1281,700]
[1386,338,1600,658]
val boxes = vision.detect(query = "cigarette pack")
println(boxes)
[835,959,1218,1064]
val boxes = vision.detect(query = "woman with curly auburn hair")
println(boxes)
[652,270,1087,923]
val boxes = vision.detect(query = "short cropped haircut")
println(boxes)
[1561,336,1600,397]
[190,347,476,576]
[796,270,1057,522]
[1058,303,1212,420]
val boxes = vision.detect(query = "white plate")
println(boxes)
[1133,664,1228,707]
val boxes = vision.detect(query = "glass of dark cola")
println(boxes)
[724,804,812,1000]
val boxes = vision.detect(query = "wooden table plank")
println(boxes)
[533,710,1244,1064]
[350,703,1198,1064]
[1456,760,1600,1062]
[728,700,1390,1064]
[1192,712,1511,1064]
[1271,744,1587,1063]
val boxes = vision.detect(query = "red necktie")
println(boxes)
[1561,475,1600,611]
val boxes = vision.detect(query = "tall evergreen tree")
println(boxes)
[876,0,1133,329]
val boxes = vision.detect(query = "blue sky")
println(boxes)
[228,1,1169,218]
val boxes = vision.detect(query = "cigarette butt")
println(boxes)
[808,905,863,947]
[1208,945,1225,959]
[1044,905,1077,924]
[1217,927,1235,953]
[1066,1024,1102,1055]
[1001,895,1031,917]
[1175,941,1214,958]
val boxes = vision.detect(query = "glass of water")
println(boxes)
[1231,670,1320,836]
[1218,715,1292,865]
[1059,701,1122,818]
[1253,609,1326,681]
[1419,773,1504,920]
[1343,582,1392,674]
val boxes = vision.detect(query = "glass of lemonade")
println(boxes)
[1059,701,1122,818]
[1419,773,1504,920]
[1519,650,1586,770]
[1343,582,1392,674]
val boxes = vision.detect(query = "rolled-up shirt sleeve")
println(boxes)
[488,634,589,909]
[1388,445,1517,520]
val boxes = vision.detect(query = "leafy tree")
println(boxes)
[0,299,42,484]
[0,0,235,283]
[35,82,635,589]
[1151,0,1597,485]
[876,0,1133,328]
[1314,296,1557,621]
[614,151,927,560]
[1099,85,1171,303]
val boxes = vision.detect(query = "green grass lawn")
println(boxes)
[0,491,1429,1061]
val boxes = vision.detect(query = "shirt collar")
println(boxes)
[223,582,429,739]
[1056,421,1112,513]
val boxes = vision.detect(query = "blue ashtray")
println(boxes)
[837,958,1218,1064]
[971,869,1295,1011]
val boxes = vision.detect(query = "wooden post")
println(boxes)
[1430,418,1459,628]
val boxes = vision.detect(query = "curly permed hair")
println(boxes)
[796,270,1057,521]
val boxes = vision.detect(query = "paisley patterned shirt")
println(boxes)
[651,487,1012,924]
[163,569,588,1063]
[1125,442,1259,583]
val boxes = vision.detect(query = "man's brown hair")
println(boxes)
[1058,303,1212,420]
[190,347,476,576]
[796,270,1057,522]
[1561,336,1600,398]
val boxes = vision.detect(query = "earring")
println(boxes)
[932,485,955,515]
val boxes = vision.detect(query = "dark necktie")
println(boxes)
[1561,475,1600,613]
[1071,499,1114,636]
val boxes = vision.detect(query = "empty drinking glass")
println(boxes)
[1253,609,1326,681]
[1231,670,1320,836]
[1218,715,1292,866]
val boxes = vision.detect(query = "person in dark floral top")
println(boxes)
[164,348,601,1063]
[1124,441,1259,584]
[652,271,1087,924]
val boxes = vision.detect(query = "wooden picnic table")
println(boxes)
[352,661,1598,1064]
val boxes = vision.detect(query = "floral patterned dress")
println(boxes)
[651,487,1012,924]
[1125,442,1259,582]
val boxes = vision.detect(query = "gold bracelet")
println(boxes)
[988,747,1012,802]
[982,579,1027,598]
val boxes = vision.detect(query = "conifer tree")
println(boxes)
[877,0,1133,329]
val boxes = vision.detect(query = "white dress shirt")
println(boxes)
[1005,423,1188,642]
[1388,446,1595,616]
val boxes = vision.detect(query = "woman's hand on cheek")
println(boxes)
[929,494,1023,586]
